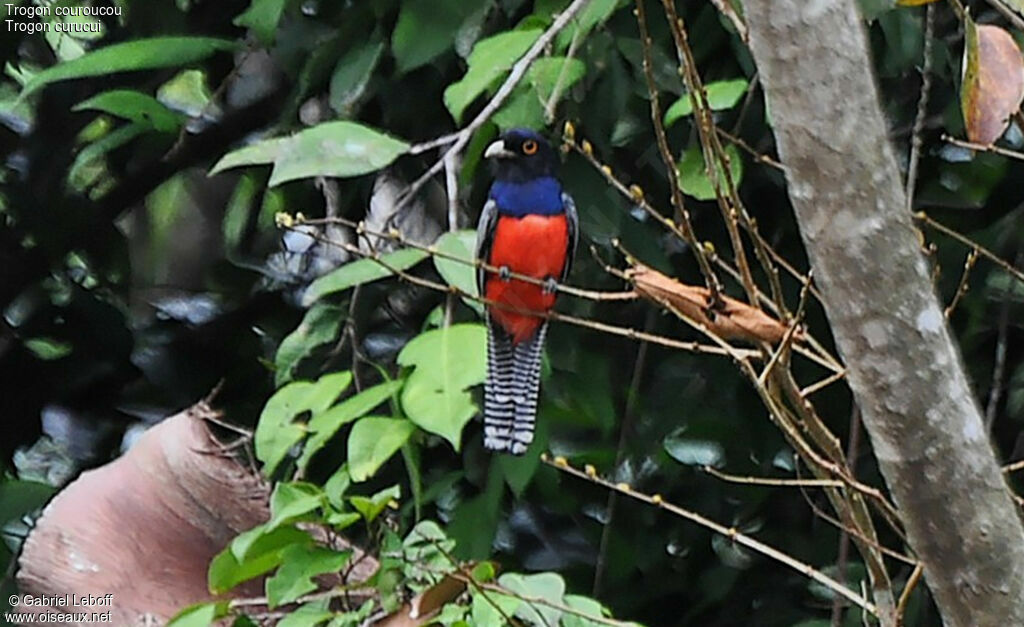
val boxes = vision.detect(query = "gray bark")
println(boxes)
[743,2,1024,625]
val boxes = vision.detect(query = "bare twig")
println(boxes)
[633,0,723,302]
[915,211,1024,284]
[709,0,748,42]
[543,455,879,616]
[701,465,844,488]
[943,134,1024,162]
[944,249,978,318]
[905,2,934,212]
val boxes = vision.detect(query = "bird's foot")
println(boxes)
[498,265,511,281]
[542,277,558,294]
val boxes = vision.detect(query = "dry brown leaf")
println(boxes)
[627,264,798,344]
[377,571,469,627]
[962,21,1024,144]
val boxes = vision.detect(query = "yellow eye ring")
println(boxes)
[522,139,539,155]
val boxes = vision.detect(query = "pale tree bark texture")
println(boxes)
[743,2,1024,625]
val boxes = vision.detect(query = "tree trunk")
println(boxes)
[743,2,1024,625]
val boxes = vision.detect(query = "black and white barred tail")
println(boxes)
[482,316,548,455]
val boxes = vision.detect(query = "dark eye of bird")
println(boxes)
[522,139,538,155]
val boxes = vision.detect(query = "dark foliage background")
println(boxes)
[2,0,1023,625]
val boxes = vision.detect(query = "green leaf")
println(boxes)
[212,526,310,593]
[22,337,72,361]
[443,29,542,122]
[664,433,726,468]
[210,121,411,186]
[0,480,56,522]
[529,56,586,102]
[255,372,353,476]
[492,56,586,129]
[324,464,351,509]
[274,303,346,386]
[229,523,311,563]
[554,0,620,51]
[664,78,749,127]
[68,122,148,189]
[432,229,481,312]
[492,85,545,130]
[266,544,351,608]
[330,37,385,115]
[471,588,521,626]
[21,37,237,98]
[73,89,184,132]
[562,595,611,627]
[299,379,405,470]
[234,0,287,46]
[448,461,502,559]
[499,572,565,626]
[392,0,476,73]
[276,601,334,627]
[397,324,487,450]
[349,484,401,522]
[157,70,215,118]
[268,482,326,531]
[348,417,416,482]
[302,248,430,305]
[166,601,229,627]
[677,143,744,201]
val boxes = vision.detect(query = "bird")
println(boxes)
[475,128,579,455]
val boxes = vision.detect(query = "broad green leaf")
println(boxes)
[234,0,287,45]
[471,589,521,626]
[270,123,410,186]
[499,572,565,626]
[392,0,476,72]
[209,138,287,176]
[166,601,228,627]
[255,372,353,475]
[157,69,214,118]
[493,56,586,129]
[397,324,487,450]
[73,89,184,132]
[23,337,72,361]
[324,464,351,509]
[677,143,744,201]
[67,121,149,190]
[444,29,542,122]
[330,37,385,115]
[529,56,586,101]
[664,433,726,468]
[274,302,345,386]
[492,84,546,130]
[299,379,405,470]
[266,544,351,608]
[276,601,334,627]
[448,461,502,559]
[562,595,611,627]
[664,78,749,127]
[210,122,411,186]
[213,526,310,592]
[21,37,236,98]
[0,480,56,521]
[302,248,429,305]
[348,417,416,482]
[432,229,481,312]
[554,0,620,51]
[268,482,326,531]
[349,484,401,522]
